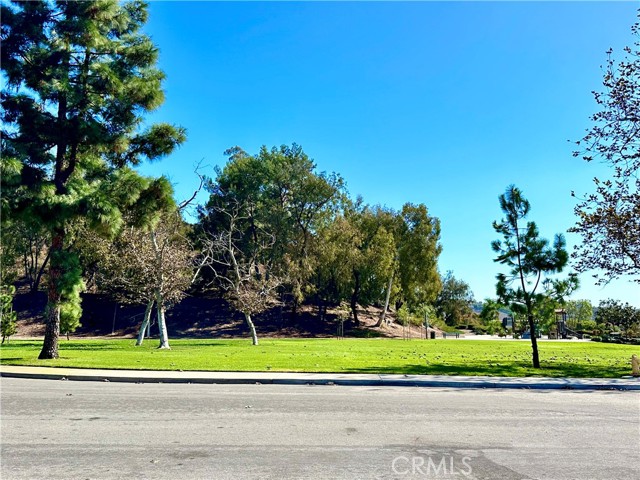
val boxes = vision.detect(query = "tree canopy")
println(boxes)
[571,13,640,285]
[435,271,475,327]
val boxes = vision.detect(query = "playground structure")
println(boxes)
[553,309,582,339]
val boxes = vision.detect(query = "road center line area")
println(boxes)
[1,378,639,480]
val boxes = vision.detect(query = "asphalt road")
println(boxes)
[1,378,639,480]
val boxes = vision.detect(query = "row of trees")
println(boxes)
[1,2,638,370]
[0,1,446,354]
[1,140,447,349]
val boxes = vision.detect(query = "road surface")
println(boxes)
[1,378,638,479]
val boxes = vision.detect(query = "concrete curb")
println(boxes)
[2,366,639,390]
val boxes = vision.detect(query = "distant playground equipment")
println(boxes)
[552,309,581,339]
[521,330,541,339]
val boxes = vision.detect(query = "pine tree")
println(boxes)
[492,185,571,368]
[1,1,185,359]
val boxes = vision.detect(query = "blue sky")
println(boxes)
[138,1,639,307]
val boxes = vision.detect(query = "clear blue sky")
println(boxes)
[138,1,639,307]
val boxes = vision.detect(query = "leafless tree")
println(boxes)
[200,201,282,346]
[96,212,196,348]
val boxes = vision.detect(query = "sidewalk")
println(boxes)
[1,365,639,390]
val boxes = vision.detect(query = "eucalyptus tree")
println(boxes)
[373,204,442,326]
[396,203,442,309]
[1,0,185,358]
[348,206,395,325]
[314,215,360,314]
[315,204,395,325]
[492,185,571,368]
[199,144,343,316]
[372,207,403,327]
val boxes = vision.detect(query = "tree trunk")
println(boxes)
[38,230,64,359]
[376,273,393,327]
[30,250,50,294]
[318,296,324,322]
[351,272,360,327]
[156,292,170,349]
[245,313,259,346]
[136,300,154,346]
[290,296,298,323]
[527,313,540,368]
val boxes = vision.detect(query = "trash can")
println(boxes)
[430,331,436,339]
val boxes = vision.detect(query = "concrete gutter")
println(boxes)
[1,365,639,390]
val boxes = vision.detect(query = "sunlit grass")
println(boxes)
[1,338,638,378]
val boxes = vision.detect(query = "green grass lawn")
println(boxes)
[1,338,638,378]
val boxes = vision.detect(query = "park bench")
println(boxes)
[442,332,461,339]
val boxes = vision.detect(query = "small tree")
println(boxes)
[202,201,282,346]
[1,219,49,294]
[486,320,505,336]
[1,284,18,343]
[480,299,502,324]
[435,271,474,326]
[565,299,594,330]
[94,209,195,349]
[492,185,571,368]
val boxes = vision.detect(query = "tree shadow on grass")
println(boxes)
[166,340,245,348]
[0,341,42,349]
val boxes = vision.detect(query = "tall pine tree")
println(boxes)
[1,0,185,358]
[492,185,570,368]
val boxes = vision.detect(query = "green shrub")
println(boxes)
[1,284,17,343]
[473,325,488,335]
[625,323,640,338]
[577,320,597,332]
[486,320,505,335]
